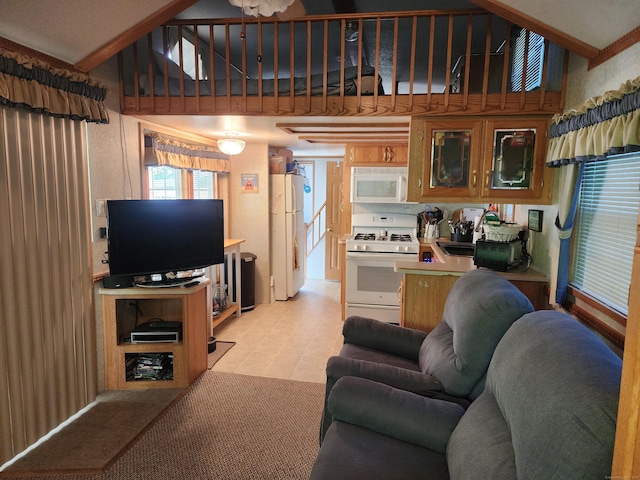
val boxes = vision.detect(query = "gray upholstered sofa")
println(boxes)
[321,268,535,441]
[310,311,622,479]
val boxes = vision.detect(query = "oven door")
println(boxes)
[345,251,412,306]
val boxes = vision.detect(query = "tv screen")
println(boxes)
[106,199,224,278]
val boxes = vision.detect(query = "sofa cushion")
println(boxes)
[328,376,465,453]
[342,315,427,361]
[339,343,422,372]
[419,268,534,398]
[447,311,621,480]
[310,421,450,480]
[446,392,516,480]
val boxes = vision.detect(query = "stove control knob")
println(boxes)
[397,245,409,252]
[362,244,367,251]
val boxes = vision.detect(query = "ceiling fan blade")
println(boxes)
[277,0,306,20]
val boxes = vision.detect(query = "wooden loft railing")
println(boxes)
[119,10,568,117]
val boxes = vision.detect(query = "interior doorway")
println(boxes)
[324,161,342,280]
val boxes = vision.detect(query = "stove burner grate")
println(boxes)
[354,233,377,241]
[390,234,413,242]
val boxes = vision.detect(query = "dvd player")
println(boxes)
[130,331,181,343]
[130,320,183,343]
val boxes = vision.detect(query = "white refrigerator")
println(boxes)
[270,174,305,300]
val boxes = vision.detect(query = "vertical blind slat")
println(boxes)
[0,106,96,466]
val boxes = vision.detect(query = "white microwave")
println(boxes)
[350,167,409,203]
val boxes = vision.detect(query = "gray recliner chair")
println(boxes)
[320,268,534,442]
[310,311,622,479]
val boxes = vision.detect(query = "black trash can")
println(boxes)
[225,252,257,311]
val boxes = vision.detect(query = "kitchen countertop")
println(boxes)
[395,238,547,282]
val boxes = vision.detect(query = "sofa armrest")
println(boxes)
[320,356,447,444]
[342,316,428,361]
[329,376,465,452]
[327,355,443,395]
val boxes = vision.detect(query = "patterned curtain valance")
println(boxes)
[0,48,109,123]
[145,132,230,173]
[546,76,640,167]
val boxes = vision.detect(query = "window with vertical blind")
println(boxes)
[570,153,640,315]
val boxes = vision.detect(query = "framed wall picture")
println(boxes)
[241,174,259,193]
[528,209,543,232]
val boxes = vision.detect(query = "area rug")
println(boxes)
[207,341,236,369]
[3,371,324,480]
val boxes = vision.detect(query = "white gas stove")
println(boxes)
[345,213,419,324]
[346,213,420,255]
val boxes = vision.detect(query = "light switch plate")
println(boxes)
[96,199,106,217]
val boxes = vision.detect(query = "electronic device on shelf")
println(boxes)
[130,319,183,343]
[104,199,224,288]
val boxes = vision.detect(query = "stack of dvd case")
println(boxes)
[125,353,173,381]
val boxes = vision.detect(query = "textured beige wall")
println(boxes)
[229,144,271,305]
[87,56,142,276]
[565,44,640,110]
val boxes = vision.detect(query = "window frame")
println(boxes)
[567,152,640,341]
[145,165,218,200]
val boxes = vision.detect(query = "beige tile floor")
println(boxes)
[211,278,344,383]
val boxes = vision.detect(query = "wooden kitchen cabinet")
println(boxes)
[408,118,483,199]
[400,271,549,332]
[481,118,552,202]
[401,274,459,332]
[408,116,553,204]
[348,144,408,165]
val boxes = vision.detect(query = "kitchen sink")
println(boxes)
[437,241,475,257]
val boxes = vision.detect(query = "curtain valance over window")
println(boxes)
[145,132,230,173]
[547,76,640,167]
[0,48,109,123]
[546,75,640,306]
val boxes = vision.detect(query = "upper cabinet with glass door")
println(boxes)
[481,118,551,201]
[408,117,553,204]
[408,119,483,200]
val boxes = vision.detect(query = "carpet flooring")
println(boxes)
[2,371,324,480]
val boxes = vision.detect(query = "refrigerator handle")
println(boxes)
[291,179,298,212]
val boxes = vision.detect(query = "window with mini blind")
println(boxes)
[570,153,640,316]
[147,165,216,199]
[511,28,544,92]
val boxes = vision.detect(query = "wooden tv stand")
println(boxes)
[100,278,211,389]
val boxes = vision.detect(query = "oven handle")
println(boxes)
[346,251,417,261]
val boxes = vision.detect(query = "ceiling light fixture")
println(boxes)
[227,0,294,17]
[217,133,246,155]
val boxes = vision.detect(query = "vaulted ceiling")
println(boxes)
[0,0,638,154]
